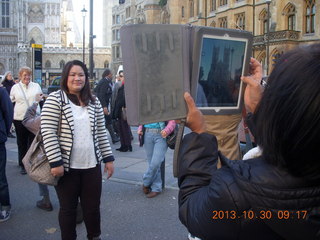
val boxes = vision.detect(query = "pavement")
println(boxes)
[0,127,190,240]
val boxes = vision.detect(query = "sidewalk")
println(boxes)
[0,128,189,240]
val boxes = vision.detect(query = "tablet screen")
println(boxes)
[195,34,247,112]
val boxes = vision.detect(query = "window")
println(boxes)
[235,13,245,30]
[305,0,315,33]
[283,3,296,31]
[116,29,120,41]
[59,60,65,69]
[189,0,194,18]
[182,6,185,18]
[211,0,216,11]
[116,15,120,24]
[219,0,227,7]
[218,17,227,28]
[126,7,131,19]
[104,61,109,68]
[259,9,268,34]
[1,0,10,28]
[288,14,296,30]
[45,60,51,68]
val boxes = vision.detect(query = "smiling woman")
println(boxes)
[41,60,115,240]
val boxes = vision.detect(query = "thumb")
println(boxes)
[184,92,196,111]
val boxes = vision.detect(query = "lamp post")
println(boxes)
[266,0,271,75]
[81,6,87,64]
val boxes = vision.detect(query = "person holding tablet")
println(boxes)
[178,44,320,239]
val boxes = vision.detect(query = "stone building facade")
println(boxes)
[0,0,111,87]
[111,0,319,75]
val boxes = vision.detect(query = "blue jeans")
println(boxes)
[38,183,49,197]
[0,143,10,208]
[143,131,168,192]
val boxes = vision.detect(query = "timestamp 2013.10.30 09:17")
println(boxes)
[212,210,308,220]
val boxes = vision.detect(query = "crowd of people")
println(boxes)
[1,43,320,239]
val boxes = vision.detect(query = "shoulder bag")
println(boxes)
[22,100,62,186]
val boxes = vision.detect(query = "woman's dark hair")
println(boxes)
[254,43,320,182]
[60,60,95,106]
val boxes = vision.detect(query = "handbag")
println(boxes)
[23,131,60,186]
[166,124,178,150]
[22,109,62,186]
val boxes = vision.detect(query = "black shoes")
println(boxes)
[112,137,120,144]
[116,145,132,152]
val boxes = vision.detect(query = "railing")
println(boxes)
[253,30,300,45]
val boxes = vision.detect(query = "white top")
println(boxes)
[69,101,97,169]
[10,82,42,120]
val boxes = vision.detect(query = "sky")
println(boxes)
[73,0,104,46]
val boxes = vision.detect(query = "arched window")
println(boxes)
[104,60,109,68]
[45,60,51,68]
[235,13,245,30]
[60,60,65,69]
[282,3,296,31]
[305,0,315,33]
[182,6,185,18]
[218,17,227,28]
[259,9,268,34]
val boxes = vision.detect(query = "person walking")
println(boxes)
[138,120,176,198]
[41,60,114,240]
[10,67,42,174]
[0,86,13,222]
[112,72,132,152]
[1,71,16,138]
[95,68,119,144]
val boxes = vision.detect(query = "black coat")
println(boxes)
[178,132,320,240]
[95,77,113,110]
[0,87,13,143]
[112,84,125,119]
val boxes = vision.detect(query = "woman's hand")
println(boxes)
[137,129,143,136]
[241,58,264,113]
[161,130,168,138]
[184,92,206,134]
[51,166,64,177]
[104,162,114,179]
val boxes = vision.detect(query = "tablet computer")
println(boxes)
[191,27,253,115]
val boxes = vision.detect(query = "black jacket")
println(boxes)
[112,84,125,119]
[96,77,113,110]
[178,132,320,240]
[0,87,13,143]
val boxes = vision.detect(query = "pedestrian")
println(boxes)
[95,68,119,144]
[1,71,16,138]
[1,71,15,95]
[178,44,320,239]
[41,60,114,240]
[112,71,132,152]
[0,86,14,222]
[138,120,176,198]
[10,67,42,175]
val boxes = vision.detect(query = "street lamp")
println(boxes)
[81,6,87,64]
[266,0,271,75]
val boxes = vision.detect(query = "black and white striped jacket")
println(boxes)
[41,90,114,171]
